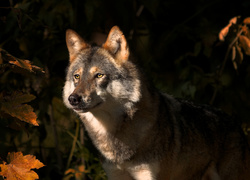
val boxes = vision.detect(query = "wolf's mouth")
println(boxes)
[72,102,102,112]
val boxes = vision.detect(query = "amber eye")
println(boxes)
[74,74,80,79]
[96,73,104,78]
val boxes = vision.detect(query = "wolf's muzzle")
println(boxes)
[68,93,82,106]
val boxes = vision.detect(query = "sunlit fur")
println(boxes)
[63,26,250,180]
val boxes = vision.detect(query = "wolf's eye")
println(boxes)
[74,74,80,79]
[96,73,104,78]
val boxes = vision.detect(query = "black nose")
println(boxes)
[68,94,82,106]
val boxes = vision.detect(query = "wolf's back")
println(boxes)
[154,94,250,179]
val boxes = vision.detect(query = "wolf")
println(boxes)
[63,26,250,180]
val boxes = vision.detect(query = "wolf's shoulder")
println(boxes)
[161,93,241,132]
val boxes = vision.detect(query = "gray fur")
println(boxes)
[63,26,250,180]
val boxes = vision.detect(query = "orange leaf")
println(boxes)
[0,48,44,73]
[0,152,44,180]
[243,17,250,25]
[0,48,16,63]
[236,44,244,64]
[239,35,250,55]
[0,92,39,126]
[229,16,238,24]
[9,59,33,72]
[78,165,85,173]
[64,168,76,175]
[219,16,239,41]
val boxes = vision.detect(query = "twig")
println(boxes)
[49,104,63,170]
[209,28,244,105]
[219,28,243,77]
[164,1,218,43]
[80,124,85,165]
[66,118,80,170]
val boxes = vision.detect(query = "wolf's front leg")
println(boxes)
[127,162,159,180]
[103,161,159,180]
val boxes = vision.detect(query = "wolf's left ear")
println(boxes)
[103,26,129,63]
[66,29,90,63]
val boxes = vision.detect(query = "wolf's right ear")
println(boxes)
[66,29,90,63]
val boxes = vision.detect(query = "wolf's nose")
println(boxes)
[68,94,82,106]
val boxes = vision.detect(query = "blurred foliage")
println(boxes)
[1,0,250,179]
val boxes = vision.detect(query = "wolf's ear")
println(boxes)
[103,26,129,63]
[66,29,90,63]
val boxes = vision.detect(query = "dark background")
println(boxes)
[1,0,250,179]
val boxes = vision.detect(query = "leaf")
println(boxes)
[0,48,45,74]
[243,17,250,25]
[236,44,244,64]
[239,35,250,55]
[0,92,39,126]
[64,165,87,180]
[0,49,16,63]
[219,24,231,41]
[64,168,76,175]
[9,59,33,72]
[219,16,239,41]
[229,16,239,24]
[231,45,238,70]
[0,152,44,180]
[78,165,85,173]
[232,45,236,61]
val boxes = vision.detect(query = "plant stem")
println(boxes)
[49,104,63,170]
[209,28,243,105]
[66,118,80,169]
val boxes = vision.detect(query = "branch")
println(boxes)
[209,28,244,105]
[66,118,80,170]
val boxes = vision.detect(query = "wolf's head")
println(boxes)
[63,26,141,114]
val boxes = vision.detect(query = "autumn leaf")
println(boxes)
[0,92,39,126]
[64,165,88,180]
[9,59,33,72]
[219,16,239,41]
[0,48,44,73]
[219,16,250,71]
[232,44,244,71]
[239,35,250,55]
[0,152,44,180]
[243,17,250,25]
[0,49,16,64]
[219,24,231,41]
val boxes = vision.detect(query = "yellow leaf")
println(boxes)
[0,92,39,126]
[0,152,44,180]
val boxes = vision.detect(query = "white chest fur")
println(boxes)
[79,109,130,162]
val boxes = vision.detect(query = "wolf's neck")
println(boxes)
[80,99,127,132]
[78,83,163,163]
